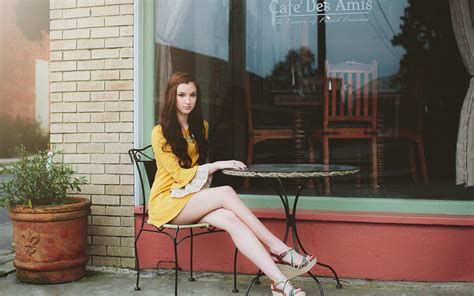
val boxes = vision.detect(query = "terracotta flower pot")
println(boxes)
[8,197,91,284]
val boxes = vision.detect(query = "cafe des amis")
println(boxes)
[40,0,474,282]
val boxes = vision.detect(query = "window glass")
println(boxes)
[154,0,471,200]
[155,0,229,62]
[0,0,50,157]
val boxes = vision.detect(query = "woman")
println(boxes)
[149,72,316,296]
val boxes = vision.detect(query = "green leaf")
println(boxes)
[0,146,87,207]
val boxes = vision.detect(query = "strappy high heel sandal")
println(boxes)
[271,248,317,279]
[271,280,306,296]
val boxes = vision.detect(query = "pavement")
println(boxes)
[0,266,473,296]
[0,208,13,251]
[1,169,15,279]
[1,158,14,248]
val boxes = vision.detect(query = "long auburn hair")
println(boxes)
[159,72,208,168]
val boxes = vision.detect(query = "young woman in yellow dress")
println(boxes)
[149,72,316,296]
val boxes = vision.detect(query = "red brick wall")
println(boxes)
[0,0,49,122]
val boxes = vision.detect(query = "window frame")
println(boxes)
[133,0,474,215]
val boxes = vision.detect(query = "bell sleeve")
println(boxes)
[170,164,212,198]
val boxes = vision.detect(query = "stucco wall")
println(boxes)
[49,0,135,268]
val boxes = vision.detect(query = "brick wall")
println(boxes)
[50,0,135,268]
[0,0,50,121]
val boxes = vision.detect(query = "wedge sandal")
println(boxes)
[271,248,317,279]
[271,280,306,296]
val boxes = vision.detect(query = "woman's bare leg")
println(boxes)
[197,208,288,283]
[171,186,311,265]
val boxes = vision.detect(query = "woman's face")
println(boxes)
[175,82,197,117]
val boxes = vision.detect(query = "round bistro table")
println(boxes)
[222,163,359,296]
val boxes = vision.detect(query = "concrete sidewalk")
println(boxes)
[0,208,13,251]
[0,267,473,296]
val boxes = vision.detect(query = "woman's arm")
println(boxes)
[152,124,246,180]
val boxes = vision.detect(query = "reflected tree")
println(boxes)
[16,0,50,41]
[266,47,316,90]
[391,0,469,180]
[391,0,468,99]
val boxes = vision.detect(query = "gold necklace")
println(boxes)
[183,130,195,143]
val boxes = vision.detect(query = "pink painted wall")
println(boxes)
[0,0,49,122]
[135,208,474,282]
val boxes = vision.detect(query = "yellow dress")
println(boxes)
[148,121,210,228]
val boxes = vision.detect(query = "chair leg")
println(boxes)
[189,229,195,281]
[408,142,418,183]
[173,236,179,296]
[243,178,250,189]
[134,229,144,291]
[355,150,363,188]
[371,137,378,193]
[417,138,429,184]
[244,140,254,189]
[311,178,323,195]
[232,247,239,293]
[323,137,331,195]
[308,139,317,163]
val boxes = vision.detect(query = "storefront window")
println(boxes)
[154,0,471,200]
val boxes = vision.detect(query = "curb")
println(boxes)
[0,250,15,277]
[0,158,19,164]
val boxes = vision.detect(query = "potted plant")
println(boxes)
[0,147,89,284]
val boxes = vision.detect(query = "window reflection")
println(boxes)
[0,0,50,157]
[154,0,471,200]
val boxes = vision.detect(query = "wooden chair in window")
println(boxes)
[379,73,429,184]
[129,146,239,295]
[312,60,379,193]
[244,73,294,187]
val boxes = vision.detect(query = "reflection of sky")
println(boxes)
[247,0,408,79]
[159,0,229,62]
[326,0,407,78]
[247,0,318,78]
[157,0,408,80]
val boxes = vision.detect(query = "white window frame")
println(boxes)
[133,0,145,205]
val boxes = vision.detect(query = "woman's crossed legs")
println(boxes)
[170,185,312,291]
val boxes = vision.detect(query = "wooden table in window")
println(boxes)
[222,163,359,295]
[273,91,323,163]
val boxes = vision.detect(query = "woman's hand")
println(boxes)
[218,160,247,170]
[208,160,247,174]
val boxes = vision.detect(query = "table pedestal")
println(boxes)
[242,177,342,296]
[223,164,359,295]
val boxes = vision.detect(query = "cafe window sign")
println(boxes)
[154,0,471,200]
[269,0,373,25]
